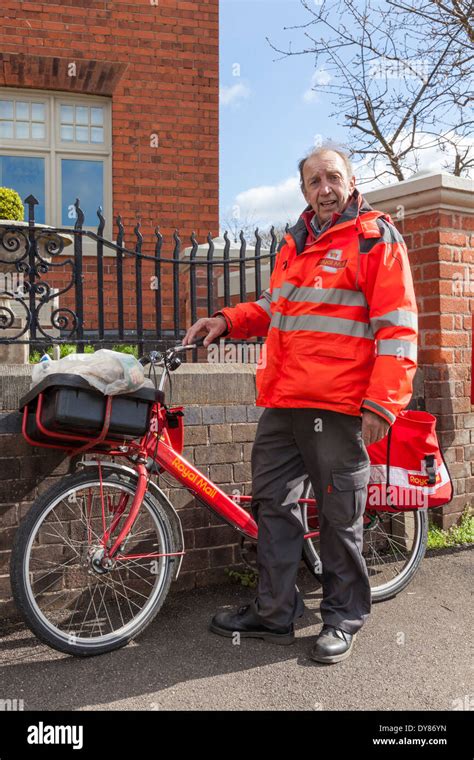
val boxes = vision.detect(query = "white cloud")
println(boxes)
[355,128,474,189]
[303,90,319,104]
[303,68,332,103]
[226,130,473,228]
[220,82,251,107]
[229,175,303,228]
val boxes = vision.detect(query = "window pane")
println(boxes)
[75,126,89,142]
[90,107,103,126]
[75,106,88,125]
[31,103,45,122]
[0,101,14,119]
[60,125,74,141]
[15,122,30,139]
[61,159,103,226]
[0,122,13,139]
[60,105,74,124]
[15,102,29,120]
[0,155,46,224]
[90,127,104,144]
[31,123,45,139]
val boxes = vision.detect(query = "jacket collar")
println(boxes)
[288,189,374,254]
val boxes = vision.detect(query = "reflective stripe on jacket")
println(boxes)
[213,190,418,423]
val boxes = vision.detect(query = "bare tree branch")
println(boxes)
[267,0,473,181]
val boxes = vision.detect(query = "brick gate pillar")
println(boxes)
[366,172,474,528]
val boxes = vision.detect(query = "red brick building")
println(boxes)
[0,0,219,337]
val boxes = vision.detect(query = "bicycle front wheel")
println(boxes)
[301,479,428,602]
[10,469,176,656]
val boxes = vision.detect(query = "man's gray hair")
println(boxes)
[298,143,354,192]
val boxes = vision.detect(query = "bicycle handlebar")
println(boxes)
[139,334,213,369]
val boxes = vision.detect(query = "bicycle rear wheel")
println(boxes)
[301,479,428,601]
[10,469,176,656]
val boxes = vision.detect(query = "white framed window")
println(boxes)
[0,88,112,241]
[0,98,47,141]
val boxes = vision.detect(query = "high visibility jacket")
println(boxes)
[213,190,418,425]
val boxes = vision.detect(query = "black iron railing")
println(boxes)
[0,195,285,360]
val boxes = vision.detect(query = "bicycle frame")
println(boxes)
[14,342,433,656]
[88,400,320,563]
[21,384,403,570]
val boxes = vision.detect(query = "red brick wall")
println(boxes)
[399,210,474,527]
[0,0,219,335]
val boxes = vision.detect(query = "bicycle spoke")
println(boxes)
[111,582,126,629]
[31,557,79,594]
[50,512,82,552]
[107,571,152,604]
[114,571,136,621]
[77,581,99,637]
[19,475,175,650]
[36,588,76,611]
[65,590,84,634]
[94,582,114,635]
[366,533,403,570]
[98,575,147,609]
[366,543,397,580]
[115,559,158,586]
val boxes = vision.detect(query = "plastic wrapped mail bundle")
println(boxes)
[31,349,155,396]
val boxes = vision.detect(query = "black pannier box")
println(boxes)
[19,374,165,445]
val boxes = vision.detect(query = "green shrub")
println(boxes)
[224,567,258,588]
[59,343,95,357]
[0,187,24,221]
[30,343,139,362]
[427,507,474,549]
[112,344,138,358]
[29,348,52,363]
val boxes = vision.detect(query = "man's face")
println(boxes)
[302,151,356,224]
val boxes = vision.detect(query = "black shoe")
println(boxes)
[209,604,295,645]
[309,624,356,664]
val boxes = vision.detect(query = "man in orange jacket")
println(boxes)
[182,146,418,663]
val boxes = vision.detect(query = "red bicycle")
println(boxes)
[11,339,428,657]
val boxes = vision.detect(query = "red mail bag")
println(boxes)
[366,410,453,511]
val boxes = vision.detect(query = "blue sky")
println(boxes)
[218,0,469,230]
[220,0,335,228]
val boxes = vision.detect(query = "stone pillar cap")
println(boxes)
[363,171,473,217]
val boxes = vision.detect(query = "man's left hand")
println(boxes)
[361,410,390,448]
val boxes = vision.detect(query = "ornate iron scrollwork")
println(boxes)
[0,195,80,343]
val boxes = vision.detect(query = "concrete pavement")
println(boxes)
[0,547,472,711]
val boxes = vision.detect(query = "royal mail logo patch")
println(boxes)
[408,472,441,487]
[319,249,347,272]
[319,257,347,269]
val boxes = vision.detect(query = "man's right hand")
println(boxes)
[181,316,228,347]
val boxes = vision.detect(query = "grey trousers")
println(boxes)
[248,408,372,635]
